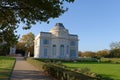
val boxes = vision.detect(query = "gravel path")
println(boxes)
[10,57,53,80]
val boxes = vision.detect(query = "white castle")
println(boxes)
[34,23,79,59]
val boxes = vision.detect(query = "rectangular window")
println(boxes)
[43,39,49,45]
[70,49,76,58]
[44,48,48,57]
[60,45,64,58]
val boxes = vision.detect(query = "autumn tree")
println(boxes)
[80,51,96,58]
[78,51,82,57]
[16,32,35,56]
[96,50,109,57]
[0,0,75,46]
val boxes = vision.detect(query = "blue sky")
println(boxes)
[17,0,120,52]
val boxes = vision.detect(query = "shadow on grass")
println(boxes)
[0,68,11,80]
[100,74,117,80]
[11,70,52,80]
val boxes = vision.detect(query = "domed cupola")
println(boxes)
[49,23,69,37]
[50,23,65,30]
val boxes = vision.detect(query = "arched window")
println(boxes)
[60,45,64,58]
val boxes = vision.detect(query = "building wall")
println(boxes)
[9,46,16,54]
[34,23,78,59]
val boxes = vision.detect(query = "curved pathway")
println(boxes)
[10,57,53,80]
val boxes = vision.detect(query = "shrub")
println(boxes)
[80,67,90,73]
[26,58,112,80]
[77,58,98,62]
[26,58,45,71]
[43,63,97,80]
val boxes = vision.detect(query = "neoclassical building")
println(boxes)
[34,23,79,59]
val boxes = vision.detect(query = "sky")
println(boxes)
[17,0,120,52]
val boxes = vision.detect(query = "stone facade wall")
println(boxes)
[34,23,79,59]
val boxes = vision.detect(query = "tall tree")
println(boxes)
[109,48,120,58]
[110,42,120,49]
[109,41,120,57]
[17,32,35,56]
[0,0,75,45]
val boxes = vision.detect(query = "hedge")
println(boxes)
[43,64,99,80]
[26,58,45,71]
[26,58,112,80]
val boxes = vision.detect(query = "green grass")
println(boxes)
[0,56,15,80]
[63,62,120,80]
[101,58,120,63]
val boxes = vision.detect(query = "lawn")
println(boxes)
[101,58,120,63]
[0,56,15,80]
[63,62,120,80]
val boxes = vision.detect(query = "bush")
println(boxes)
[77,58,98,62]
[26,58,111,80]
[43,63,97,80]
[26,58,45,71]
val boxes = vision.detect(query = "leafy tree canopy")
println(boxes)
[16,32,35,55]
[0,0,74,47]
[20,32,34,47]
[110,41,120,49]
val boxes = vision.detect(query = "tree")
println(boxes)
[109,41,120,57]
[0,29,18,55]
[80,51,96,58]
[0,0,75,45]
[78,51,82,57]
[96,50,109,57]
[110,42,120,49]
[17,32,35,56]
[109,48,120,58]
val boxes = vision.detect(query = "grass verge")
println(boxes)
[63,62,120,80]
[0,56,16,80]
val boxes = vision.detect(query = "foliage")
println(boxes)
[101,58,120,64]
[79,51,96,58]
[43,64,98,80]
[0,31,18,55]
[63,62,120,79]
[26,58,45,71]
[26,58,98,80]
[0,56,16,80]
[0,0,74,46]
[20,32,34,47]
[110,41,120,49]
[109,48,120,58]
[16,32,35,56]
[108,41,120,58]
[78,50,109,58]
[0,44,10,55]
[77,58,98,62]
[16,41,25,50]
[96,50,109,57]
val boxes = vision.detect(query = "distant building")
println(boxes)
[9,46,16,55]
[34,23,79,59]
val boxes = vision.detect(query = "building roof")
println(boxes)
[49,23,67,32]
[55,23,65,29]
